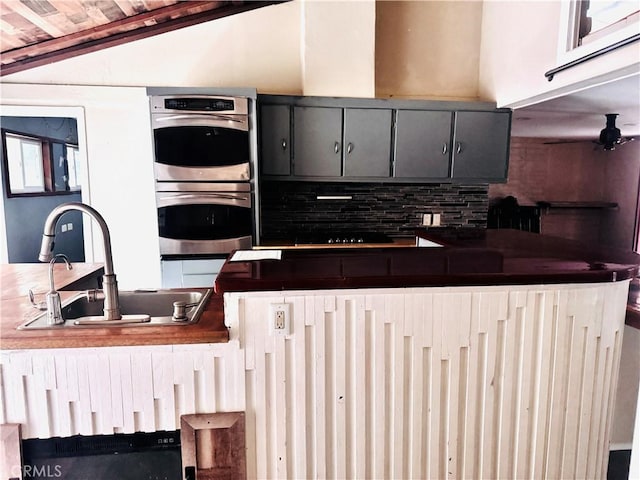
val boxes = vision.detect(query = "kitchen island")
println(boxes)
[215,229,638,480]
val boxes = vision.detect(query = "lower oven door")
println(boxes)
[156,188,253,255]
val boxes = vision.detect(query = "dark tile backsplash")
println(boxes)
[259,181,489,239]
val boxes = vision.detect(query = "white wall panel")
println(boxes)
[227,282,628,479]
[0,343,243,439]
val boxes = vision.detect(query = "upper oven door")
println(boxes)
[152,113,250,182]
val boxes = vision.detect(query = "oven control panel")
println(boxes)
[150,95,248,115]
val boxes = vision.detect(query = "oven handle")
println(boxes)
[154,114,245,123]
[156,192,252,208]
[161,193,250,201]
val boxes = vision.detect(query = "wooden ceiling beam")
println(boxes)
[0,1,285,77]
[2,1,215,61]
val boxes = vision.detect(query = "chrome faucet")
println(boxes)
[39,202,122,321]
[45,254,72,325]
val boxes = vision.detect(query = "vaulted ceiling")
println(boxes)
[0,0,283,76]
[1,1,637,141]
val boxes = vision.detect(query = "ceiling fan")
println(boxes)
[543,113,635,150]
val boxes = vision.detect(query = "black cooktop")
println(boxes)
[294,232,393,245]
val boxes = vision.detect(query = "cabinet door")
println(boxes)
[452,111,511,181]
[260,104,291,176]
[293,106,342,177]
[344,108,392,177]
[395,110,452,179]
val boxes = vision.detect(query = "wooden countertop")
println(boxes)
[215,230,640,295]
[0,263,228,350]
[1,262,105,300]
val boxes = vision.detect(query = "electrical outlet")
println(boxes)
[270,303,291,336]
[432,213,441,226]
[422,213,432,226]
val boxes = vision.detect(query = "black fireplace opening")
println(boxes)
[21,430,181,480]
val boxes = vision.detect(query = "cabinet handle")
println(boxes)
[334,142,340,154]
[442,143,448,155]
[456,142,462,154]
[347,142,354,154]
[281,139,287,150]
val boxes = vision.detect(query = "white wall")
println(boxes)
[1,84,160,289]
[376,0,483,100]
[302,1,376,97]
[479,1,640,108]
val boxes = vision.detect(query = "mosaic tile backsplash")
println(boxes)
[259,181,489,239]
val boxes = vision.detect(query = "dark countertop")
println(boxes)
[215,229,640,295]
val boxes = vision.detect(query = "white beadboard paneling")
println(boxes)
[0,344,244,439]
[227,282,628,480]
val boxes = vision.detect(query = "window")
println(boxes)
[66,144,81,190]
[580,1,639,44]
[577,1,640,46]
[5,133,45,194]
[558,0,640,63]
[1,129,81,197]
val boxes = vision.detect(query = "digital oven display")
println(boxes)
[164,97,235,112]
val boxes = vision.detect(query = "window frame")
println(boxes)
[1,128,81,198]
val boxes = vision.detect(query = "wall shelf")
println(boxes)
[537,201,618,210]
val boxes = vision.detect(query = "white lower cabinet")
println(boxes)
[161,258,226,288]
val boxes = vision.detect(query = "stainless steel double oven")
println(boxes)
[151,94,255,257]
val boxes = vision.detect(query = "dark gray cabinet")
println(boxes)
[395,110,453,179]
[394,110,511,181]
[260,104,291,176]
[451,111,511,180]
[343,108,392,177]
[258,95,511,183]
[293,106,343,176]
[292,106,392,178]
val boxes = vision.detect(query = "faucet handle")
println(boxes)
[46,291,64,325]
[28,289,47,311]
[45,254,72,326]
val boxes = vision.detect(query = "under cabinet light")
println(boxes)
[316,195,353,200]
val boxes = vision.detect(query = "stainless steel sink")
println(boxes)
[18,289,212,329]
